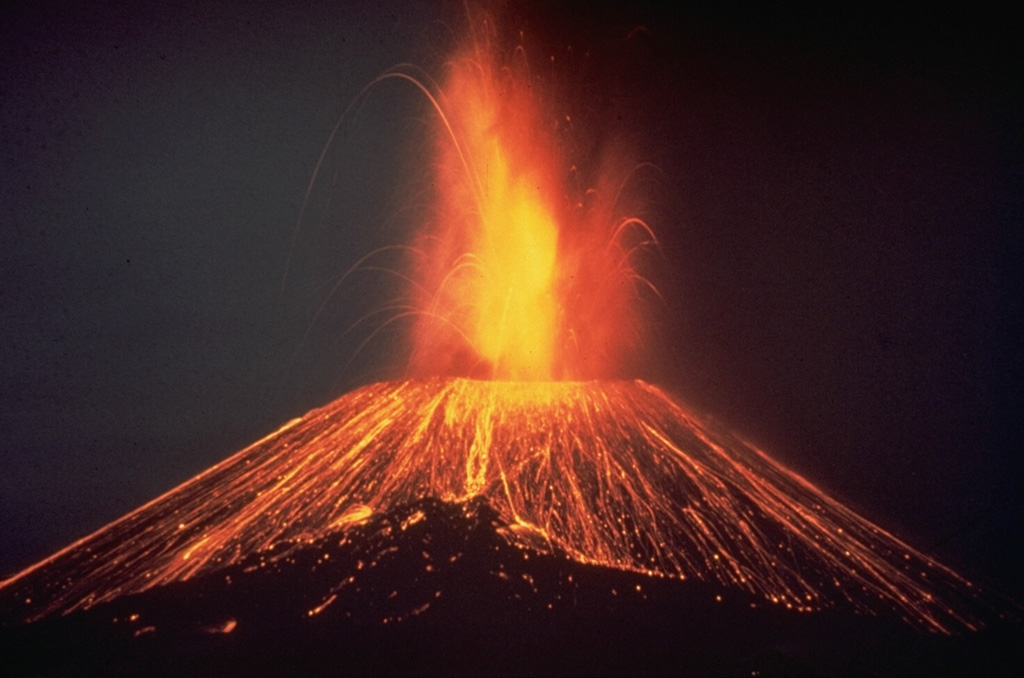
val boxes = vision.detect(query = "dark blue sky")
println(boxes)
[2,1,1020,602]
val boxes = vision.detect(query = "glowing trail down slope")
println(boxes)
[1,379,983,632]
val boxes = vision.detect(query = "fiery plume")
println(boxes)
[407,11,654,380]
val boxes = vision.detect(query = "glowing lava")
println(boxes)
[405,10,654,380]
[0,379,984,633]
[0,7,998,642]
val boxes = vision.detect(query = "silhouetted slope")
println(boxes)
[3,498,1021,677]
[0,380,999,632]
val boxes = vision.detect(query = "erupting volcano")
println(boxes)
[1,5,1012,676]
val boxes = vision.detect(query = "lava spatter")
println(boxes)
[403,6,656,381]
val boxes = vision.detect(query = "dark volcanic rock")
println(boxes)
[2,498,1021,677]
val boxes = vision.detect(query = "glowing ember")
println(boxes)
[406,10,654,380]
[0,379,983,632]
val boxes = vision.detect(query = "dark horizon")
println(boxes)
[2,0,1020,610]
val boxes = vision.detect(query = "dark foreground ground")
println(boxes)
[3,498,1020,677]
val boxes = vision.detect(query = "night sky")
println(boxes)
[2,0,1020,607]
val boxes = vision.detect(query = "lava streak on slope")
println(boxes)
[0,378,990,633]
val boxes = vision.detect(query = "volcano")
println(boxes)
[1,379,1017,675]
[0,380,997,626]
[3,4,1020,675]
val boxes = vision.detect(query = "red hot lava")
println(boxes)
[404,8,655,380]
[0,379,986,633]
[0,6,997,639]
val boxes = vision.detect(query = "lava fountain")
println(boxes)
[0,7,994,636]
[403,9,654,381]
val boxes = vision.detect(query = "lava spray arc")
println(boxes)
[402,7,657,381]
[0,5,1001,638]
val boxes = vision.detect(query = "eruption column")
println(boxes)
[406,9,651,381]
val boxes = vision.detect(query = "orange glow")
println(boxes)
[0,379,986,633]
[0,10,994,642]
[407,12,651,380]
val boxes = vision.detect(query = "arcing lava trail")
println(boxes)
[403,7,655,381]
